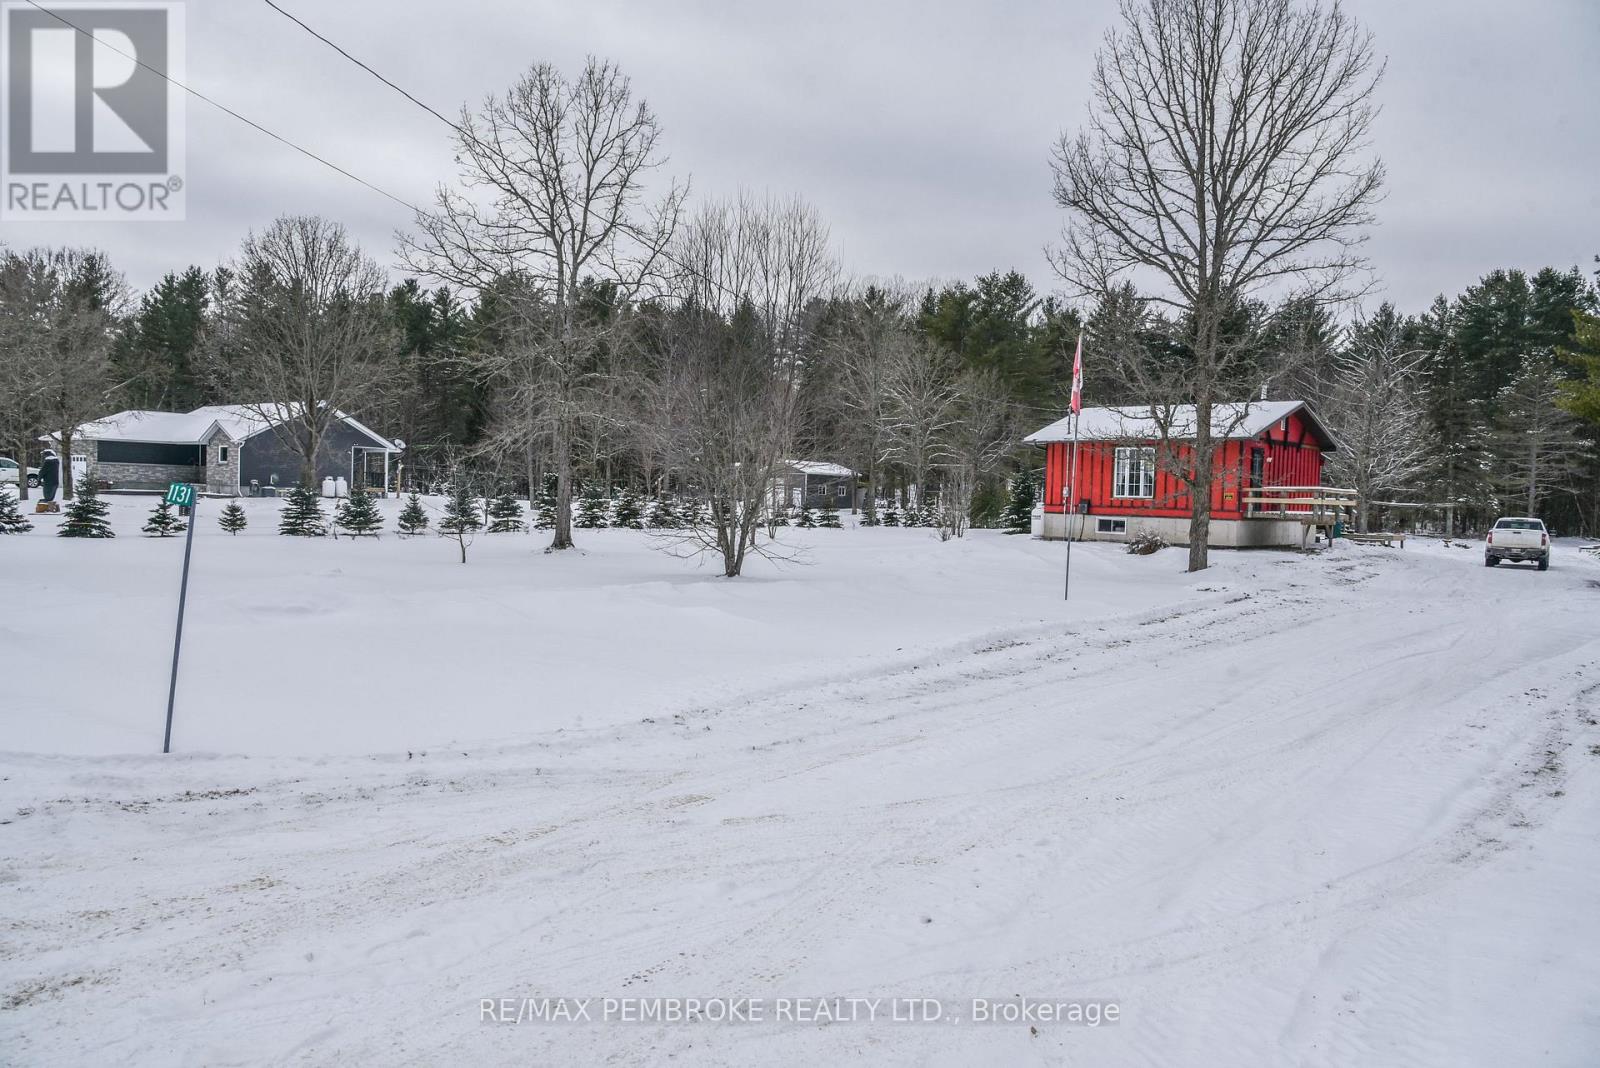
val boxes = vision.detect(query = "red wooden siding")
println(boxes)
[1042,419,1324,519]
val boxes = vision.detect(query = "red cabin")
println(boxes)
[1023,400,1340,547]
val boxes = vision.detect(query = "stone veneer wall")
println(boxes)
[78,433,241,495]
[203,430,240,495]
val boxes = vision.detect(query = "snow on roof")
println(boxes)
[66,404,398,449]
[784,460,855,478]
[186,404,285,443]
[65,410,223,444]
[1024,400,1335,451]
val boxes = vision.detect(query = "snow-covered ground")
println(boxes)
[3,496,1598,1066]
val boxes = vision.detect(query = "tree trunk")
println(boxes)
[60,429,74,500]
[1187,401,1213,573]
[16,437,29,500]
[549,430,574,550]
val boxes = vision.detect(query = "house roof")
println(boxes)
[63,409,223,445]
[784,460,856,478]
[60,405,399,450]
[1024,400,1337,451]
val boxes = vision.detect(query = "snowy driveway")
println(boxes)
[3,540,1597,1065]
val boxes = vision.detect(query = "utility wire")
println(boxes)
[259,0,462,134]
[21,0,421,214]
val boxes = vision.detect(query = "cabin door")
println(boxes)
[1247,448,1265,515]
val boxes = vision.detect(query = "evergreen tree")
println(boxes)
[795,507,817,529]
[574,483,610,528]
[533,474,557,529]
[767,507,789,527]
[1490,355,1589,516]
[142,499,187,537]
[880,498,901,527]
[278,485,328,537]
[858,497,880,527]
[438,482,482,535]
[397,492,429,536]
[438,480,480,563]
[487,490,527,533]
[218,500,248,535]
[818,504,842,528]
[646,496,680,529]
[1001,472,1038,534]
[1558,308,1600,426]
[0,488,33,534]
[58,478,113,538]
[612,488,645,529]
[335,486,384,536]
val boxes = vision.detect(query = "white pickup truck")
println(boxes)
[1485,517,1550,570]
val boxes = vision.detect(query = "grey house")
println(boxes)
[56,405,402,496]
[769,460,859,512]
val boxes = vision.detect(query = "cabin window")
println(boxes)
[1112,447,1156,499]
[1096,518,1127,534]
[95,440,204,467]
[835,483,848,500]
[220,446,229,463]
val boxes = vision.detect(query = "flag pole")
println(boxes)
[1064,333,1084,601]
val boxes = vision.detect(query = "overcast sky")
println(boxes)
[13,0,1600,314]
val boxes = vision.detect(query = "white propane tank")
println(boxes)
[321,477,336,498]
[334,476,349,498]
[1031,504,1044,539]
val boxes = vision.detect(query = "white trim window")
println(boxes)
[1113,447,1156,499]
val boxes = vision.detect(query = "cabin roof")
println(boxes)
[1024,400,1336,451]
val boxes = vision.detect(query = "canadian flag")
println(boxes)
[1070,334,1084,415]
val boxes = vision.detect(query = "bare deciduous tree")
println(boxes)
[0,249,121,499]
[936,368,1020,538]
[648,193,838,577]
[824,286,915,521]
[1321,305,1430,530]
[883,334,962,510]
[227,217,393,489]
[401,57,686,551]
[1052,0,1384,570]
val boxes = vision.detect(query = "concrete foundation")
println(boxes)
[1040,511,1308,548]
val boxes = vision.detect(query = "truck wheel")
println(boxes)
[1485,555,1497,567]
[1538,555,1550,571]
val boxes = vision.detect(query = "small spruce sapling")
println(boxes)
[612,488,644,529]
[819,503,842,528]
[487,490,527,533]
[142,498,188,537]
[1001,472,1038,535]
[0,487,33,534]
[278,485,328,536]
[574,483,610,528]
[397,493,429,536]
[58,478,114,538]
[439,480,481,563]
[880,499,901,526]
[533,475,557,529]
[335,486,384,537]
[646,496,679,529]
[795,507,817,529]
[218,500,248,534]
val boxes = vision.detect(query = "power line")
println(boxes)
[20,0,421,214]
[259,0,462,134]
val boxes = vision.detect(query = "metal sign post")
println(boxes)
[163,483,198,754]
